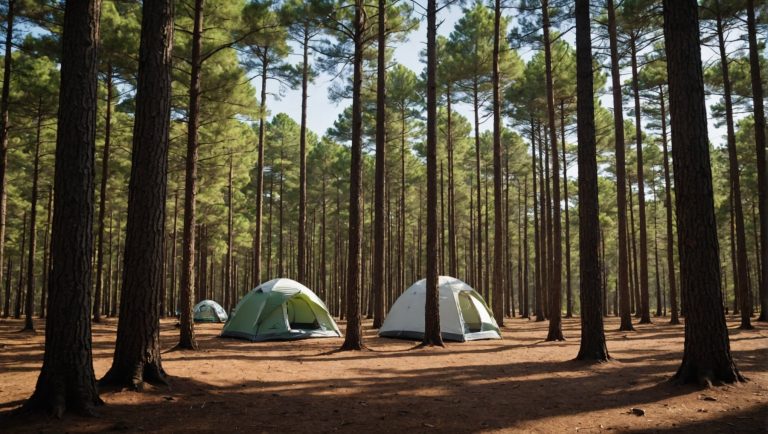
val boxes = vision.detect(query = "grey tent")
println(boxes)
[193,300,228,323]
[379,276,501,342]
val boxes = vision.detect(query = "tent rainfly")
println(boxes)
[193,299,228,323]
[379,276,501,342]
[221,278,341,341]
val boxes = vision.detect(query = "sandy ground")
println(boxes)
[0,315,766,433]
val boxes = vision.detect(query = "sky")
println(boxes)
[265,4,733,150]
[266,5,467,139]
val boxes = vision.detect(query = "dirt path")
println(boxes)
[1,316,766,433]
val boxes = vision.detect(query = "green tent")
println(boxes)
[221,278,341,341]
[193,299,228,323]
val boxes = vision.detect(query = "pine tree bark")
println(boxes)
[178,0,203,350]
[169,191,178,314]
[531,123,543,321]
[298,24,309,285]
[23,105,44,331]
[745,0,767,322]
[522,177,530,318]
[491,0,504,324]
[561,101,572,319]
[226,155,233,311]
[628,177,640,314]
[101,0,174,388]
[543,0,563,341]
[607,0,633,331]
[447,87,457,277]
[659,85,679,324]
[540,127,550,319]
[630,37,651,324]
[714,9,751,329]
[423,0,443,347]
[253,48,269,287]
[473,81,483,296]
[0,0,14,309]
[575,0,609,361]
[339,0,366,351]
[3,257,10,317]
[111,216,121,316]
[93,65,113,323]
[663,0,742,385]
[24,0,102,416]
[39,185,52,318]
[15,212,27,320]
[372,0,386,328]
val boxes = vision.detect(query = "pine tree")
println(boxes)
[662,0,742,386]
[100,0,174,389]
[23,0,102,416]
[575,0,609,361]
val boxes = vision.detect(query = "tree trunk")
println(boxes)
[543,0,563,341]
[630,37,651,324]
[447,87,457,277]
[575,0,609,361]
[561,100,572,319]
[15,211,26,319]
[473,81,483,295]
[659,85,679,325]
[178,0,203,350]
[400,109,406,296]
[3,257,10,317]
[24,0,102,416]
[101,0,174,388]
[40,185,52,318]
[715,10,752,330]
[491,0,504,324]
[423,0,443,347]
[23,106,44,331]
[226,155,233,311]
[653,185,662,317]
[484,176,490,300]
[93,65,113,323]
[169,191,178,314]
[278,150,285,276]
[298,25,309,285]
[607,0,633,331]
[105,211,112,316]
[339,1,365,351]
[441,160,446,276]
[522,177,530,318]
[662,0,742,385]
[531,122,543,321]
[0,0,14,310]
[267,175,274,279]
[746,0,767,322]
[628,177,640,315]
[111,216,121,317]
[253,48,269,287]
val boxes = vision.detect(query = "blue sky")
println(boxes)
[265,4,731,150]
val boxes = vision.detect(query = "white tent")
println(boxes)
[379,276,501,342]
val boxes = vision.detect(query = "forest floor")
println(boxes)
[0,315,766,433]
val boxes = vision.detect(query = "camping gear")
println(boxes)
[221,278,341,341]
[193,299,228,323]
[379,276,501,342]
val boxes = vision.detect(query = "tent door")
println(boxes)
[458,292,482,333]
[286,297,321,330]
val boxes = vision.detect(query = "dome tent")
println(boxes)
[379,276,501,342]
[221,278,341,341]
[193,299,228,323]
